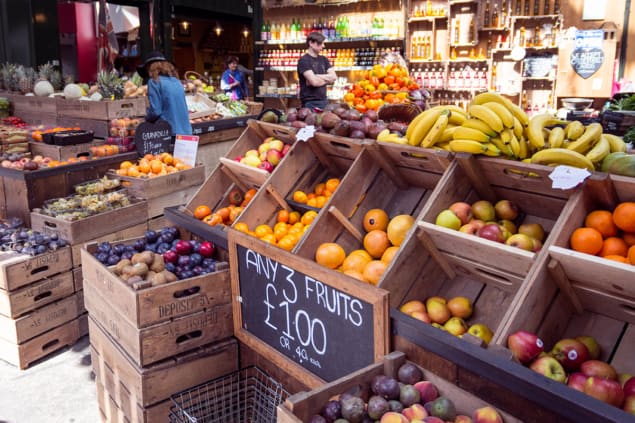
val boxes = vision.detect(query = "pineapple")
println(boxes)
[50,69,63,91]
[36,62,63,91]
[97,70,124,100]
[0,63,12,90]
[19,67,37,94]
[9,64,25,92]
[37,63,55,81]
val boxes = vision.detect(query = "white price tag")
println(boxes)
[173,134,199,167]
[296,125,316,142]
[549,165,591,190]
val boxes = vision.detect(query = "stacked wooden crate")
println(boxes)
[11,95,58,126]
[81,227,237,422]
[0,246,84,369]
[56,98,146,139]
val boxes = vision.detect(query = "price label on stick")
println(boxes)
[173,135,199,167]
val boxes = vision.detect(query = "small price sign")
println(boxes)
[229,230,389,386]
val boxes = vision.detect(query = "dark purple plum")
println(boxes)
[107,255,120,265]
[144,230,159,243]
[189,253,202,266]
[177,255,190,267]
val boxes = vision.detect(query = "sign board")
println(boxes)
[571,30,604,79]
[173,135,199,167]
[134,119,172,156]
[229,229,389,387]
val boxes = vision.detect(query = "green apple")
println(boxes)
[518,222,545,242]
[467,323,494,345]
[506,233,535,251]
[443,316,468,336]
[435,209,462,230]
[472,200,496,221]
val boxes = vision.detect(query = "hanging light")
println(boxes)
[242,27,250,38]
[180,21,190,32]
[214,23,223,36]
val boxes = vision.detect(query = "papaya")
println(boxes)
[600,152,628,173]
[607,154,635,177]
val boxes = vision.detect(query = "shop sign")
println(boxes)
[570,30,604,79]
[135,119,173,156]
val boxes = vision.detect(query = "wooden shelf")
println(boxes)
[255,37,403,46]
[408,16,448,23]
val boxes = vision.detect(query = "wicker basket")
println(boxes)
[243,101,264,116]
[184,71,205,82]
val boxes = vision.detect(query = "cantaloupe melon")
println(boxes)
[33,80,54,97]
[63,83,83,99]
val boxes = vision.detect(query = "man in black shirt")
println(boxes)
[297,31,337,110]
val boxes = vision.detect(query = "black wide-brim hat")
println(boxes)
[136,51,168,79]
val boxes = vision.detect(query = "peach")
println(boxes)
[380,411,409,423]
[402,403,428,421]
[472,406,503,423]
[454,415,473,423]
[422,417,445,423]
[414,381,438,403]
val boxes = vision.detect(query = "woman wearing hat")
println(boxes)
[138,51,192,136]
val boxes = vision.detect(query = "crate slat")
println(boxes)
[0,270,75,318]
[0,245,72,291]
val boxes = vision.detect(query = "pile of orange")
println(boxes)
[569,202,635,265]
[291,177,340,209]
[193,188,257,226]
[314,208,414,286]
[31,126,80,142]
[235,208,318,251]
[114,153,191,178]
[46,156,90,167]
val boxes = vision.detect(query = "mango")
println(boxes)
[472,406,503,423]
[402,403,428,421]
[379,411,409,423]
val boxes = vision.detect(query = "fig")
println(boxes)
[286,111,298,122]
[387,121,408,134]
[330,120,351,137]
[291,120,307,129]
[344,109,362,121]
[349,129,366,139]
[340,395,365,423]
[367,395,389,420]
[22,160,39,171]
[367,122,388,140]
[333,107,348,118]
[321,399,342,422]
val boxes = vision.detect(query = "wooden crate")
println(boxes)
[146,215,167,232]
[56,117,110,139]
[0,292,81,343]
[111,165,205,200]
[235,132,369,248]
[71,222,147,268]
[293,143,452,307]
[417,155,575,285]
[0,270,74,318]
[218,119,297,188]
[30,200,148,245]
[56,98,146,120]
[11,94,58,115]
[96,381,171,423]
[277,350,521,422]
[14,111,57,127]
[30,140,103,161]
[73,266,83,291]
[89,316,239,408]
[81,235,231,329]
[0,245,72,291]
[84,272,233,367]
[0,315,82,369]
[143,185,199,220]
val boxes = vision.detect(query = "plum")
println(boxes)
[112,244,125,255]
[189,253,202,266]
[95,252,109,264]
[97,242,111,254]
[106,255,120,265]
[165,262,176,273]
[145,230,159,243]
[133,239,146,251]
[321,399,342,422]
[177,255,190,267]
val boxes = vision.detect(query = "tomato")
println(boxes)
[368,76,380,87]
[369,91,382,100]
[354,103,368,113]
[383,75,395,85]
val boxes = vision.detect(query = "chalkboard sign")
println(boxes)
[135,119,173,156]
[571,47,604,79]
[229,230,389,386]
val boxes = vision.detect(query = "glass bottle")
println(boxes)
[453,19,460,44]
[484,0,491,27]
[451,46,457,60]
[544,0,551,15]
[492,5,499,28]
[554,0,560,13]
[486,33,493,58]
[515,0,522,15]
[328,17,336,40]
[519,26,526,47]
[490,62,497,90]
[534,26,541,46]
[524,0,530,16]
[501,0,508,28]
[426,0,433,16]
[468,18,475,43]
[533,0,540,16]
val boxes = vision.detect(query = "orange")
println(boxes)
[293,190,308,204]
[229,206,244,223]
[387,215,415,247]
[599,237,628,258]
[287,211,300,225]
[260,234,277,244]
[585,210,618,238]
[341,252,372,274]
[570,227,603,255]
[126,166,140,178]
[203,213,223,226]
[315,196,327,209]
[325,178,340,193]
[362,260,387,285]
[277,209,289,223]
[363,230,391,258]
[363,209,389,232]
[216,207,231,223]
[613,202,635,233]
[315,243,346,269]
[277,235,297,251]
[143,154,154,161]
[314,183,325,195]
[603,254,629,264]
[244,188,257,204]
[138,161,151,174]
[301,210,318,226]
[307,197,318,208]
[343,269,365,281]
[160,153,173,165]
[273,224,289,241]
[119,160,133,170]
[381,245,400,264]
[254,224,273,238]
[628,245,635,265]
[234,222,249,233]
[624,232,635,247]
[150,160,163,174]
[193,205,212,220]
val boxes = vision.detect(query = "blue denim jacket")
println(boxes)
[146,75,192,136]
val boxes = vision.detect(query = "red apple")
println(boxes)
[584,376,625,407]
[472,405,503,423]
[567,372,589,392]
[402,403,428,421]
[623,376,635,397]
[507,330,544,364]
[549,338,590,372]
[281,143,291,156]
[580,360,618,381]
[449,202,473,225]
[266,149,283,166]
[477,223,506,243]
[459,219,486,235]
[623,395,635,415]
[576,335,601,360]
[258,160,274,173]
[529,356,567,383]
[494,199,520,220]
[531,238,543,252]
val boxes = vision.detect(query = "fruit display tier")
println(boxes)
[0,152,137,226]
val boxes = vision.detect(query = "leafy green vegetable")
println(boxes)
[622,125,635,146]
[609,94,635,111]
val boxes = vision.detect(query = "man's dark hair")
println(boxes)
[225,56,239,67]
[306,31,325,47]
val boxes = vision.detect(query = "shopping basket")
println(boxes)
[169,366,287,423]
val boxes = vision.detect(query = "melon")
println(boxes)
[63,83,83,99]
[33,80,54,97]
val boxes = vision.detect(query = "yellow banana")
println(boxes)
[548,126,565,148]
[483,102,514,128]
[512,116,524,139]
[472,91,528,127]
[449,139,488,154]
[482,143,502,157]
[452,126,491,143]
[448,111,466,126]
[508,133,521,157]
[565,123,603,154]
[462,118,497,137]
[530,148,595,171]
[585,134,611,163]
[433,104,468,117]
[406,108,436,141]
[603,133,628,153]
[565,120,585,140]
[439,125,459,143]
[489,136,514,157]
[468,104,504,133]
[526,113,567,149]
[421,113,450,148]
[434,141,452,151]
[377,129,392,142]
[518,135,529,160]
[509,103,530,127]
[500,128,513,143]
[406,108,442,146]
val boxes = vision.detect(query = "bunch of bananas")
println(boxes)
[401,91,630,172]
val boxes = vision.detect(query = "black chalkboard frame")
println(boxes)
[228,228,390,389]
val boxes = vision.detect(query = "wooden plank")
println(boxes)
[71,222,148,268]
[11,95,58,114]
[56,117,111,139]
[72,267,83,292]
[84,282,233,367]
[143,185,199,219]
[198,125,243,145]
[0,292,80,343]
[81,238,231,328]
[29,140,100,161]
[0,270,74,318]
[12,111,57,126]
[95,381,172,423]
[218,156,269,187]
[0,245,72,291]
[112,165,206,200]
[30,200,148,245]
[88,316,239,407]
[56,97,146,120]
[0,316,81,369]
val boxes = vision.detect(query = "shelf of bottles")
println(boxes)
[256,47,403,72]
[410,1,448,21]
[411,62,489,93]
